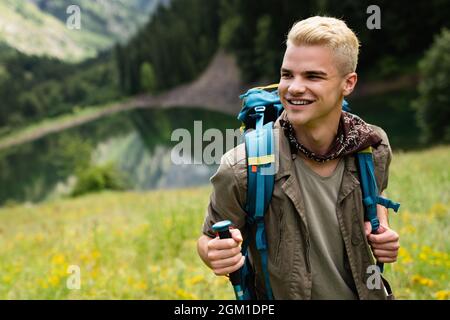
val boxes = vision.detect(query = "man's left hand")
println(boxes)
[364,223,400,263]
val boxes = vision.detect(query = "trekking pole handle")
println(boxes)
[211,220,244,299]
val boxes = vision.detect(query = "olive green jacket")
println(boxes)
[202,112,394,300]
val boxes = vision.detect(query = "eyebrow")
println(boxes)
[280,68,328,77]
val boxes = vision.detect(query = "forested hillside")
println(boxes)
[117,0,450,93]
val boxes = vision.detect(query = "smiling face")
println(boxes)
[278,44,357,129]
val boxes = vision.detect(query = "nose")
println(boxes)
[288,77,306,95]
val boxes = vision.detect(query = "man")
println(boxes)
[197,16,400,299]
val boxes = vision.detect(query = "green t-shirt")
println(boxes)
[294,156,358,300]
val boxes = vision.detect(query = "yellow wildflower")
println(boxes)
[214,276,229,286]
[400,225,416,234]
[422,246,432,253]
[186,275,205,286]
[412,274,434,287]
[48,275,60,287]
[429,203,447,219]
[90,268,100,279]
[91,250,101,260]
[401,211,411,223]
[79,254,88,263]
[134,281,148,290]
[398,247,413,264]
[51,254,66,265]
[176,288,198,299]
[2,275,12,284]
[432,251,448,260]
[435,290,450,300]
[37,278,48,289]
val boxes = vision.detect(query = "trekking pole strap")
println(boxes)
[376,196,400,212]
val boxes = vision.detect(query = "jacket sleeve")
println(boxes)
[201,144,249,239]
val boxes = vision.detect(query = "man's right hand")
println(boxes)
[205,228,245,276]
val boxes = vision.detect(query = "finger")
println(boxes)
[364,221,372,236]
[372,249,398,258]
[207,246,242,261]
[210,253,243,269]
[230,228,243,243]
[375,224,387,234]
[368,230,399,244]
[376,256,397,263]
[213,256,245,276]
[208,237,240,250]
[371,241,400,250]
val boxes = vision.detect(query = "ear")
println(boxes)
[342,72,357,96]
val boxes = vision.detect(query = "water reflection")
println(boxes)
[0,107,239,205]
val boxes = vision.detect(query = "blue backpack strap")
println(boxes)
[243,106,275,300]
[356,147,400,272]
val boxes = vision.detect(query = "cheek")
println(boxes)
[278,84,288,100]
[313,83,339,99]
[278,82,287,93]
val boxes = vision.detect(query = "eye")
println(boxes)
[281,73,292,79]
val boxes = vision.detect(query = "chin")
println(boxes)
[285,109,310,127]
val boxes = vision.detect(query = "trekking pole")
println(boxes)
[212,220,244,300]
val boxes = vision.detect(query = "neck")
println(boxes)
[294,110,341,155]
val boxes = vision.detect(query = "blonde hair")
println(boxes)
[287,16,360,75]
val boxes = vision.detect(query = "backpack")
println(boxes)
[236,84,400,300]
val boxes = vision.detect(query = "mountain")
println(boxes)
[0,0,164,61]
[30,0,167,43]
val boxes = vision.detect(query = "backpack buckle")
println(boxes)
[254,106,266,113]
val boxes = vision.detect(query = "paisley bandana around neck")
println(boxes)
[279,111,382,163]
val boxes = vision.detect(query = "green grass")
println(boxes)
[0,146,448,299]
[0,187,232,299]
[384,146,449,299]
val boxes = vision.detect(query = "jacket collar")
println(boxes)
[273,111,293,181]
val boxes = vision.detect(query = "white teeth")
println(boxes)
[289,100,313,105]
